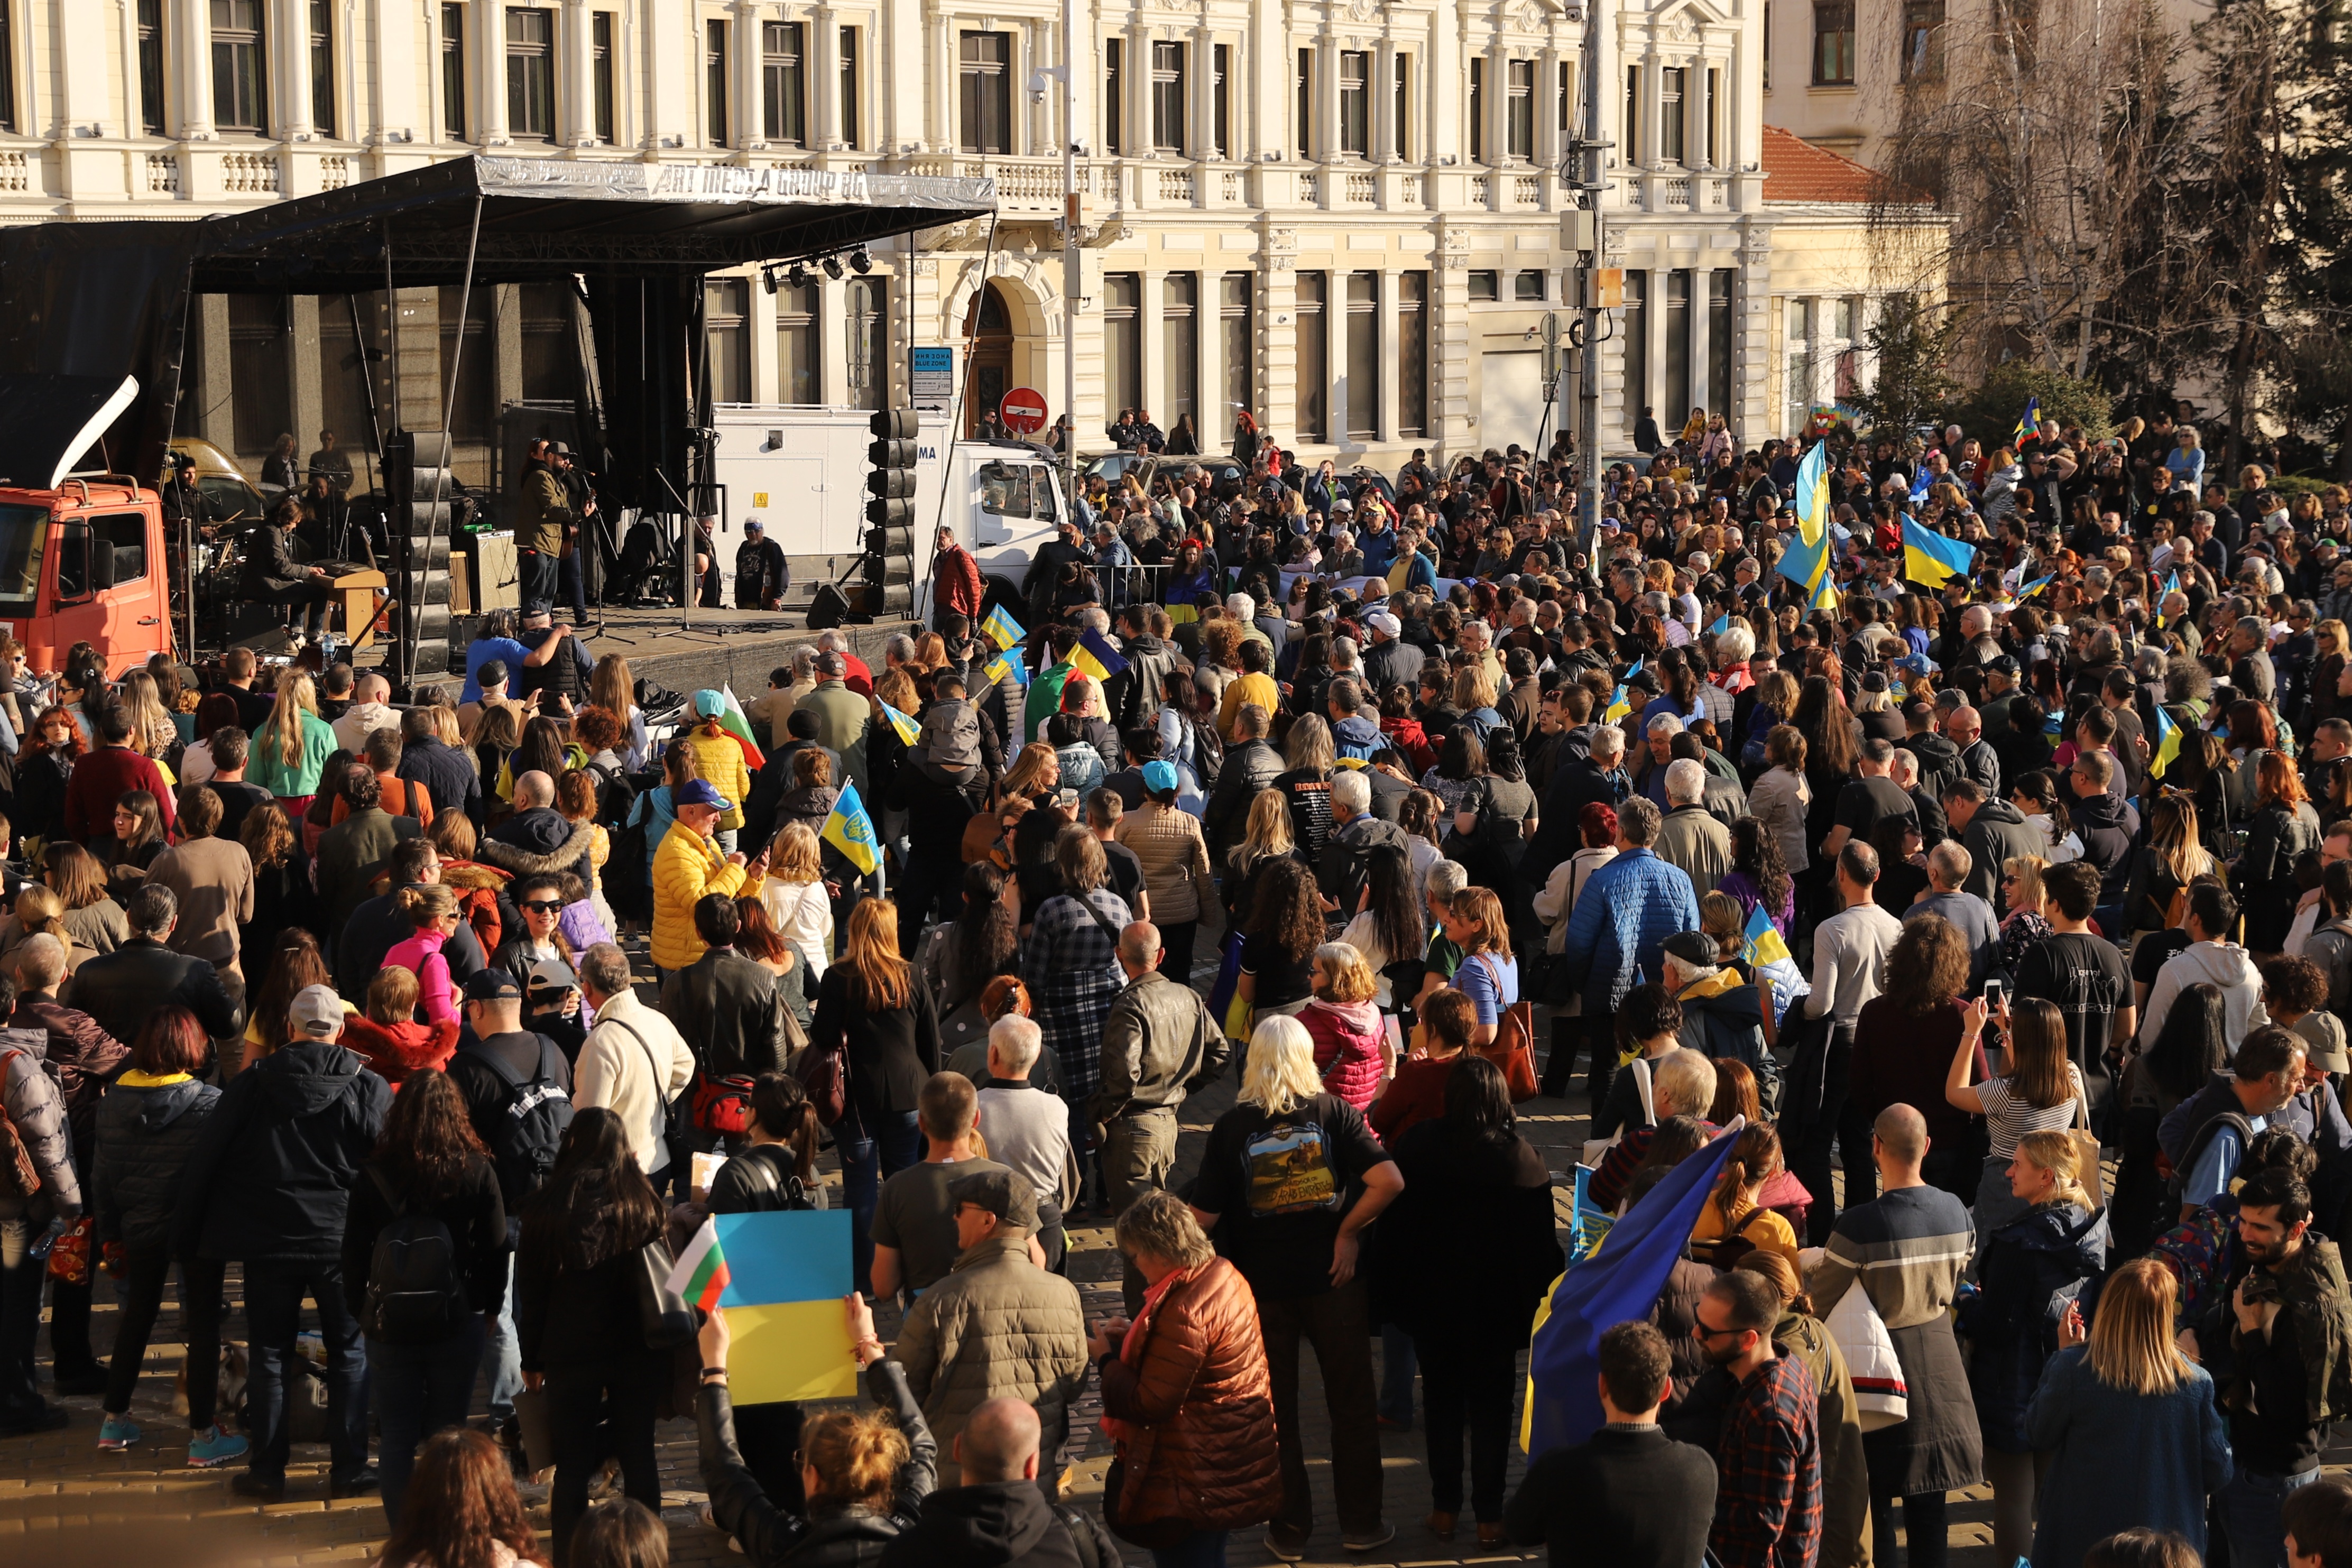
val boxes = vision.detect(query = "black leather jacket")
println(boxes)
[702,1359,936,1566]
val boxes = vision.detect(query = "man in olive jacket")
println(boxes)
[512,444,577,615]
[897,1170,1089,1490]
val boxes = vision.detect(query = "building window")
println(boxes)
[1296,272,1328,442]
[704,279,750,405]
[1765,0,1773,88]
[1345,273,1378,441]
[1785,296,1814,432]
[1212,45,1230,158]
[1659,67,1684,163]
[1622,64,1638,164]
[1296,49,1313,160]
[440,4,466,139]
[1506,59,1534,161]
[1814,0,1855,84]
[1623,271,1649,432]
[137,0,166,136]
[1665,269,1692,418]
[309,0,335,135]
[775,281,820,405]
[1903,0,1945,79]
[1221,272,1252,421]
[1468,58,1483,162]
[1104,274,1142,416]
[1152,41,1185,153]
[840,28,860,148]
[1708,269,1733,416]
[1104,40,1122,155]
[211,0,267,134]
[1399,271,1427,438]
[1559,60,1574,136]
[506,8,555,140]
[1515,270,1545,301]
[593,12,615,143]
[1395,54,1411,160]
[849,278,887,411]
[1339,51,1369,156]
[1706,67,1722,163]
[959,32,1011,154]
[1164,273,1199,425]
[1468,270,1499,302]
[763,22,806,145]
[706,20,729,145]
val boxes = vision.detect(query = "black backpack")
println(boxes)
[359,1167,467,1345]
[467,1034,574,1234]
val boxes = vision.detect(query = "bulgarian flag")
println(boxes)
[715,684,767,770]
[667,1216,731,1312]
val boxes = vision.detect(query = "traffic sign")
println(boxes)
[999,387,1048,435]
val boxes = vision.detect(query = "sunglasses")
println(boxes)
[521,899,563,914]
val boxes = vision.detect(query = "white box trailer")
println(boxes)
[706,403,1073,612]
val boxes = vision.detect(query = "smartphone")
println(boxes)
[1982,978,2006,1009]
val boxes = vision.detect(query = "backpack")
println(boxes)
[606,792,656,921]
[358,1167,467,1345]
[917,700,982,776]
[586,757,639,831]
[466,1035,574,1235]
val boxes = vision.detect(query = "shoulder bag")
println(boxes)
[633,1231,698,1350]
[792,977,851,1128]
[2065,1072,2107,1205]
[1470,952,1541,1103]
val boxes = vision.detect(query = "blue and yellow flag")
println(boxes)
[820,780,881,876]
[2151,706,2182,779]
[878,700,920,746]
[1777,527,1834,598]
[2018,574,2053,600]
[2014,395,2041,449]
[985,650,1031,688]
[1742,902,1809,1022]
[1604,684,1632,723]
[981,603,1027,652]
[1902,518,1976,590]
[1071,626,1130,683]
[1793,438,1831,547]
[2159,569,2181,629]
[1708,614,1730,637]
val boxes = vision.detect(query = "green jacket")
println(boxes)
[514,463,573,556]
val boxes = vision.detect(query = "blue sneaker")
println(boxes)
[187,1424,248,1469]
[96,1414,140,1451]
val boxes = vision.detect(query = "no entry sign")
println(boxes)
[999,388,1048,435]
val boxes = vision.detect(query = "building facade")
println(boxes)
[0,0,1938,485]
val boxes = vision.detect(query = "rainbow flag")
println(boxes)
[666,1216,732,1312]
[879,699,921,746]
[714,685,767,770]
[2013,394,2042,449]
[982,604,1027,652]
[700,1210,860,1405]
[1071,626,1130,683]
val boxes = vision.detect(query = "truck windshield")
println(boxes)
[0,504,45,614]
[977,462,1045,520]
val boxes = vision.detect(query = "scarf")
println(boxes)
[1101,1263,1197,1449]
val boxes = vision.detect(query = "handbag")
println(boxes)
[794,1028,849,1128]
[633,1235,698,1351]
[1470,953,1541,1102]
[691,1073,757,1137]
[1583,1055,1656,1167]
[2067,1082,2107,1205]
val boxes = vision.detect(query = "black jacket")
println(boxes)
[339,884,490,1000]
[1959,797,2044,913]
[1362,637,1425,696]
[516,1202,666,1370]
[398,735,485,825]
[176,1041,391,1262]
[703,1360,936,1567]
[1504,1425,1717,1568]
[62,936,239,1050]
[89,1071,220,1253]
[1203,736,1281,857]
[340,1154,510,1321]
[878,1480,1118,1568]
[477,808,596,891]
[2068,790,2142,907]
[662,947,791,1078]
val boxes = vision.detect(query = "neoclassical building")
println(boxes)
[0,0,1940,483]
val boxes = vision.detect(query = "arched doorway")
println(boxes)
[964,281,1014,436]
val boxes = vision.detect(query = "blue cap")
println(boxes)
[694,689,727,718]
[674,778,727,809]
[1141,759,1179,794]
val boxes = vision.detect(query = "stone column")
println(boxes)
[182,0,217,140]
[1690,58,1711,167]
[813,4,841,150]
[1375,38,1397,161]
[478,0,511,146]
[564,0,598,148]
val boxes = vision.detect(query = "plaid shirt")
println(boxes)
[1019,888,1131,1099]
[1711,1352,1823,1568]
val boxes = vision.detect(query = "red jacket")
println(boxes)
[1300,998,1386,1112]
[339,1014,460,1086]
[63,745,176,843]
[936,542,986,623]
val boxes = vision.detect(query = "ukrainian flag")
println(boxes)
[821,780,881,876]
[982,603,1027,652]
[1777,527,1834,597]
[1902,518,1976,590]
[1708,614,1730,637]
[986,650,1031,688]
[2159,569,2181,628]
[1809,567,1841,613]
[1742,901,1792,969]
[1604,684,1632,723]
[2014,395,2041,449]
[1794,438,1831,547]
[878,700,920,746]
[1071,626,1131,683]
[1741,901,1810,1022]
[2151,706,2182,779]
[2018,574,2053,600]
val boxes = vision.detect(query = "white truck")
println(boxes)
[706,404,1074,614]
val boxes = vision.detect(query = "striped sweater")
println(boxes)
[1809,1184,1975,1331]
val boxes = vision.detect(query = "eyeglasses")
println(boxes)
[521,900,563,914]
[1692,1317,1746,1342]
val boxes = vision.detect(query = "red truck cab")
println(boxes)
[0,478,174,677]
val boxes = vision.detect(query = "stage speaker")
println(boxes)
[383,431,456,679]
[806,582,852,630]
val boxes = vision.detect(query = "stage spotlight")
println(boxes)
[760,265,778,295]
[787,262,809,289]
[850,247,873,274]
[821,254,845,280]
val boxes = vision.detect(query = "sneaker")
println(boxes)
[328,1466,381,1499]
[229,1471,286,1504]
[96,1414,140,1451]
[1342,1522,1398,1552]
[1261,1532,1306,1563]
[187,1424,249,1469]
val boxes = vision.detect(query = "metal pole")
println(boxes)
[1061,0,1078,508]
[1579,2,1606,558]
[419,194,486,686]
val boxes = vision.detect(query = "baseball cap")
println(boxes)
[290,984,345,1039]
[674,778,727,810]
[462,969,522,1002]
[946,1168,1040,1233]
[528,958,578,995]
[1365,611,1401,638]
[2299,1016,2351,1075]
[1331,496,1354,512]
[694,689,727,718]
[1141,760,1179,795]
[546,440,574,457]
[477,659,510,689]
[1985,654,2021,677]
[1661,931,1717,968]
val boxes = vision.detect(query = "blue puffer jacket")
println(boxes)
[1962,1199,2109,1453]
[90,1071,220,1253]
[1331,714,1382,762]
[1559,847,1702,1013]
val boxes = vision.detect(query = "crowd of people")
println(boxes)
[11,403,2352,1568]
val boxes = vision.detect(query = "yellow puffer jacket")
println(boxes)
[651,819,761,972]
[678,724,753,832]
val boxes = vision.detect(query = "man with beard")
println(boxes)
[1693,1268,1823,1568]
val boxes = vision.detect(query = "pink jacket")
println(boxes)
[1301,998,1386,1111]
[382,928,457,1026]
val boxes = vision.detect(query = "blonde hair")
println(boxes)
[768,820,824,883]
[2087,1257,2196,1396]
[118,670,172,756]
[1240,1014,1325,1115]
[1699,890,1744,959]
[393,883,457,929]
[842,898,911,1010]
[1313,942,1378,1005]
[2002,854,2049,914]
[256,668,319,769]
[1233,789,1295,871]
[1115,1188,1216,1271]
[366,966,421,1026]
[1453,667,1498,713]
[799,1406,908,1510]
[1451,886,1514,961]
[2015,1129,2094,1214]
[12,884,69,946]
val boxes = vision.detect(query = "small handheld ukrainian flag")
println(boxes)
[1604,683,1633,723]
[1741,902,1809,1024]
[2014,394,2042,449]
[2151,706,2183,779]
[1794,439,1831,547]
[821,780,881,877]
[2159,569,2181,629]
[879,699,921,746]
[2018,573,2053,600]
[1902,518,1976,590]
[1708,614,1731,637]
[1071,626,1131,683]
[982,603,1027,652]
[985,650,1031,688]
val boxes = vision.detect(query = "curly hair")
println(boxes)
[1882,912,1971,1014]
[1248,855,1326,965]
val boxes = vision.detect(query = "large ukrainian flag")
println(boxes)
[1902,518,1976,591]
